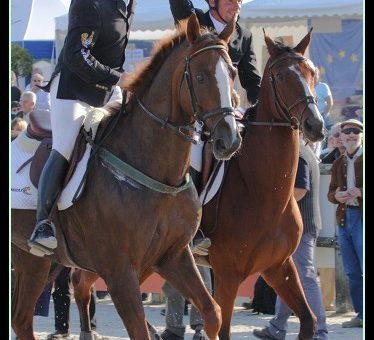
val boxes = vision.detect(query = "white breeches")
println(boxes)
[50,74,92,161]
[50,74,123,160]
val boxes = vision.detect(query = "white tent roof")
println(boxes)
[240,0,363,20]
[11,0,70,41]
[13,0,363,42]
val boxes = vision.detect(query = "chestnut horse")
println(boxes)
[199,30,325,339]
[11,14,242,340]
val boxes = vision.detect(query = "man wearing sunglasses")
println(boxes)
[328,118,363,328]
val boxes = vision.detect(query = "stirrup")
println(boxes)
[27,219,57,257]
[191,237,211,256]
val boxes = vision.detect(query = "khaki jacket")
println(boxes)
[327,153,363,227]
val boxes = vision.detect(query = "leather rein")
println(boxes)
[136,44,235,144]
[247,54,317,131]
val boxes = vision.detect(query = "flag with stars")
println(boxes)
[309,19,363,100]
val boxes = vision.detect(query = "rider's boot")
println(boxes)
[28,150,69,256]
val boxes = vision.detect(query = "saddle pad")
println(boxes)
[11,140,39,210]
[199,161,225,206]
[11,140,91,211]
[11,107,110,211]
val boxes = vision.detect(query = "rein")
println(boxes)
[137,44,235,144]
[81,45,236,195]
[248,54,316,131]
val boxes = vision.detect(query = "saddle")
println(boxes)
[23,110,87,190]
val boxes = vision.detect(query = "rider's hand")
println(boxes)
[116,72,129,89]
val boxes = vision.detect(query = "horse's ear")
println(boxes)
[187,13,202,43]
[219,13,237,43]
[263,28,277,57]
[294,28,313,55]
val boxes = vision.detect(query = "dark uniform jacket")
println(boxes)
[327,152,363,227]
[169,0,261,104]
[49,0,134,107]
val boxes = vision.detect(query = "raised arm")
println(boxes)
[169,0,206,24]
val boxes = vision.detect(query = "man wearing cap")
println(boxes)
[327,118,363,328]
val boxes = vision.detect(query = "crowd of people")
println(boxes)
[11,0,363,339]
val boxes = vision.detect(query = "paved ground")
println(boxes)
[11,296,363,339]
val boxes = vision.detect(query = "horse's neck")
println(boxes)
[106,55,191,186]
[238,88,300,194]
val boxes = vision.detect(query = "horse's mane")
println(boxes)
[123,20,221,100]
[272,41,294,57]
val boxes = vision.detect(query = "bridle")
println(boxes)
[136,44,235,144]
[248,53,317,131]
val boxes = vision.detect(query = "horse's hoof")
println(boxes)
[160,329,183,340]
[80,331,109,340]
[192,330,207,340]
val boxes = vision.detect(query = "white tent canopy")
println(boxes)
[12,0,363,42]
[240,0,363,20]
[11,0,70,41]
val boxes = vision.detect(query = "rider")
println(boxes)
[169,0,262,253]
[28,0,136,256]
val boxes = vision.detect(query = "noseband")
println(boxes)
[248,54,317,130]
[269,54,316,129]
[137,44,235,144]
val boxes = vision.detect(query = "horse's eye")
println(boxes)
[276,73,283,81]
[196,74,204,83]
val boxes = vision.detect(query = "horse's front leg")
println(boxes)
[100,259,150,340]
[262,257,316,340]
[71,269,99,339]
[157,246,221,340]
[12,245,52,340]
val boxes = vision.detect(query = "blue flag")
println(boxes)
[309,19,363,101]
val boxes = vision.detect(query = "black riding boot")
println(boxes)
[28,150,68,255]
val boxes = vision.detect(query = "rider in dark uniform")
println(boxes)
[169,0,261,106]
[28,0,135,256]
[169,0,261,251]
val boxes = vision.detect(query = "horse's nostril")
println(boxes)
[215,139,226,152]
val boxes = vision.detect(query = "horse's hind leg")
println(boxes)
[262,258,316,340]
[157,247,221,340]
[12,245,51,340]
[71,269,99,338]
[100,259,151,340]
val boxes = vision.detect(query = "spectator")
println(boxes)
[11,70,21,102]
[327,118,363,328]
[24,68,46,91]
[29,73,51,111]
[11,101,21,120]
[253,134,328,340]
[11,117,27,141]
[17,91,37,123]
[315,67,333,131]
[355,108,363,122]
[161,266,212,340]
[321,123,346,164]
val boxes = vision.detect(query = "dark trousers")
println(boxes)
[53,267,97,332]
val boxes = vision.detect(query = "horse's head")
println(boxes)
[178,13,242,160]
[263,29,325,142]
